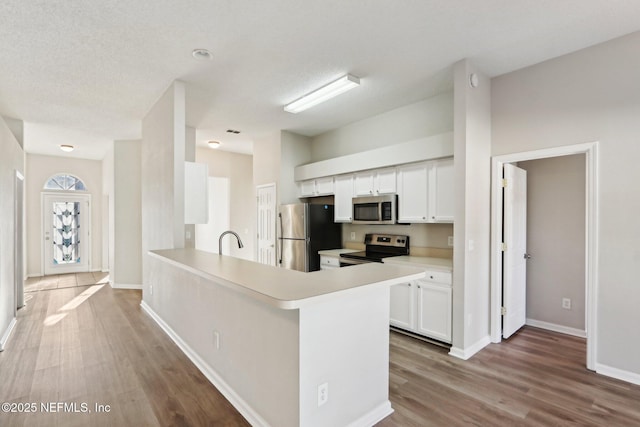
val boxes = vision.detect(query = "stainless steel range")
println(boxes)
[339,233,410,267]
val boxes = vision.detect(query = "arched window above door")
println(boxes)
[43,174,87,191]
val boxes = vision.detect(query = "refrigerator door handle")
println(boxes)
[278,212,283,265]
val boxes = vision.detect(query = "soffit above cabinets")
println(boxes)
[294,132,453,181]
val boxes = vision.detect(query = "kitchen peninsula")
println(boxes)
[141,248,425,427]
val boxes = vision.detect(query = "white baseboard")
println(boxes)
[596,363,640,386]
[449,335,491,360]
[526,318,586,338]
[347,401,393,427]
[110,282,143,290]
[0,318,17,351]
[140,301,268,426]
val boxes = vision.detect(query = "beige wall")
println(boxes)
[195,148,255,260]
[141,81,185,288]
[25,153,103,276]
[0,116,24,347]
[311,93,453,161]
[492,31,640,374]
[519,155,586,331]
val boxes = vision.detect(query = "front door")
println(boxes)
[43,193,91,275]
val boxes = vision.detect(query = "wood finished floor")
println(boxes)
[2,285,640,426]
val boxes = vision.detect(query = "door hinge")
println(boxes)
[501,179,507,188]
[501,242,507,251]
[501,306,506,316]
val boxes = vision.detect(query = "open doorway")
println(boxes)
[490,142,598,370]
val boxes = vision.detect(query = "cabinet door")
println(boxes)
[334,175,354,222]
[415,280,452,343]
[390,282,415,331]
[429,158,454,222]
[299,180,316,197]
[397,162,429,222]
[315,177,334,196]
[354,171,375,196]
[376,167,397,194]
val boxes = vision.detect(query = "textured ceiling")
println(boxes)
[2,1,640,159]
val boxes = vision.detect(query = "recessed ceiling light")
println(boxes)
[59,144,74,152]
[284,74,360,114]
[192,48,213,60]
[208,141,221,149]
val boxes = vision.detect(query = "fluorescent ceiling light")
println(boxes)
[208,140,221,149]
[284,74,360,114]
[59,144,74,152]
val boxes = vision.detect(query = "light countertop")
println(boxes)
[317,248,360,257]
[383,255,453,272]
[149,248,425,310]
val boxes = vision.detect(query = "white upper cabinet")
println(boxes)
[397,158,454,223]
[333,174,354,222]
[428,157,454,223]
[354,167,396,196]
[397,162,429,222]
[299,176,334,197]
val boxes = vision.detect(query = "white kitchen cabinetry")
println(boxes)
[397,162,429,222]
[396,158,454,223]
[354,167,396,196]
[389,269,452,343]
[299,176,334,197]
[428,157,454,222]
[319,255,340,270]
[333,174,354,222]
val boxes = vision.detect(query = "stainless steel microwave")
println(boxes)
[352,194,397,224]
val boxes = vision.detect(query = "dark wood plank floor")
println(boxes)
[2,285,640,426]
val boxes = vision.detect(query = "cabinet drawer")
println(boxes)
[421,270,452,285]
[320,256,340,267]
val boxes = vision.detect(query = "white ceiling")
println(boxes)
[2,1,640,160]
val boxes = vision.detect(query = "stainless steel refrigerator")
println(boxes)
[278,203,342,272]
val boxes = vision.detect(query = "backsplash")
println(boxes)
[341,222,453,249]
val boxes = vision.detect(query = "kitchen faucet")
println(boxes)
[218,230,244,255]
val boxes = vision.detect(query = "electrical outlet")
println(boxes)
[149,285,153,296]
[350,232,356,240]
[213,331,220,349]
[317,382,328,407]
[562,298,571,310]
[448,236,454,247]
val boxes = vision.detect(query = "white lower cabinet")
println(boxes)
[319,255,340,270]
[389,269,452,343]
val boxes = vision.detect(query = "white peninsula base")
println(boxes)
[141,249,424,427]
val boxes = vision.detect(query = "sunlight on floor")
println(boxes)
[43,284,105,326]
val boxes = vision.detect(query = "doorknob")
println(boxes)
[524,253,532,259]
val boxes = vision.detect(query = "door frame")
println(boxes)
[15,170,25,313]
[490,141,598,370]
[41,191,92,275]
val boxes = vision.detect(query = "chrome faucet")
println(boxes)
[218,230,244,255]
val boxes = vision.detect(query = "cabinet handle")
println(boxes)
[408,283,411,287]
[422,216,426,220]
[417,285,421,289]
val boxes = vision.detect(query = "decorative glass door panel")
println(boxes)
[43,193,90,275]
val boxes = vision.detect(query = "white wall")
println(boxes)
[141,81,185,287]
[451,59,492,357]
[196,148,255,260]
[519,155,585,331]
[492,31,640,376]
[0,116,24,349]
[253,131,281,191]
[25,153,103,276]
[280,131,311,205]
[311,93,453,161]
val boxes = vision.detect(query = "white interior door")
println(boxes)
[256,184,276,265]
[503,163,528,339]
[43,193,91,275]
[196,177,230,254]
[15,171,24,310]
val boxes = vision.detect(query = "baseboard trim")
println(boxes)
[596,363,640,386]
[347,401,393,427]
[0,318,17,352]
[526,318,586,338]
[110,282,143,290]
[140,301,268,427]
[449,335,491,360]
